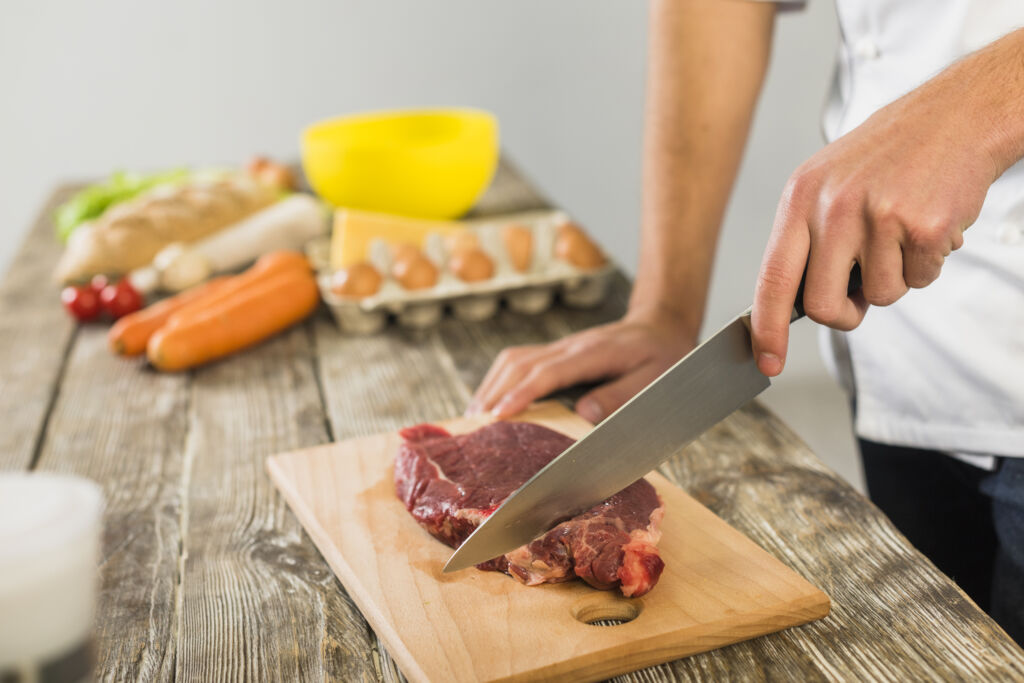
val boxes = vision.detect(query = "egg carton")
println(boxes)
[308,210,615,334]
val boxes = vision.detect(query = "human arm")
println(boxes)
[751,26,1024,376]
[469,0,776,421]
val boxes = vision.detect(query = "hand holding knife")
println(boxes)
[445,264,862,573]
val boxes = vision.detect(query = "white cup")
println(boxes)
[0,473,103,681]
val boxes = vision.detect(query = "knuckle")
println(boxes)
[757,261,795,295]
[906,216,952,252]
[520,365,558,396]
[518,370,545,393]
[495,348,518,365]
[905,273,935,289]
[822,185,858,224]
[905,261,943,289]
[862,284,904,307]
[833,313,863,332]
[950,230,965,252]
[869,197,904,228]
[566,336,599,355]
[803,294,844,327]
[782,168,817,209]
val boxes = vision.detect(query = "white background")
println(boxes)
[0,1,860,485]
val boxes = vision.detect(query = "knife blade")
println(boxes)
[444,264,862,573]
[443,309,767,572]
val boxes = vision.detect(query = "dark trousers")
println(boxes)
[860,440,1024,645]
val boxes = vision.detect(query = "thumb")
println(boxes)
[576,364,664,424]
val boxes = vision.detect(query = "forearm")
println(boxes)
[630,0,775,338]
[940,27,1024,179]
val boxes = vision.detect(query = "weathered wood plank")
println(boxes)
[174,324,380,682]
[0,187,77,470]
[32,326,188,681]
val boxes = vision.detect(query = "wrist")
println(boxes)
[625,297,701,343]
[982,99,1024,179]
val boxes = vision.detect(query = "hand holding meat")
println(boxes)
[750,32,1024,377]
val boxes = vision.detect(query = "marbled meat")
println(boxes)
[394,421,665,597]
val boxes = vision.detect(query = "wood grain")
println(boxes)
[173,324,381,682]
[0,187,77,470]
[268,402,831,683]
[32,325,189,680]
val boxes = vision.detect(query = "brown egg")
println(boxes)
[449,247,495,282]
[555,222,607,269]
[331,262,383,298]
[393,251,439,290]
[445,230,480,253]
[391,242,422,267]
[501,224,533,272]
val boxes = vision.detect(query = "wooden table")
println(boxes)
[3,161,1023,682]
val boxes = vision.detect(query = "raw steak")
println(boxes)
[394,421,665,597]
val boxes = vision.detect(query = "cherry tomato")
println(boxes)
[89,274,109,295]
[61,285,102,322]
[100,279,143,319]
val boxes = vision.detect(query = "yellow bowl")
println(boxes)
[301,108,499,219]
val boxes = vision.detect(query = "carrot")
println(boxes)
[165,250,311,329]
[147,268,319,371]
[107,276,232,356]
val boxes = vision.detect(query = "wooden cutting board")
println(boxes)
[267,401,830,683]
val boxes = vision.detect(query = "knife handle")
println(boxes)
[791,263,863,322]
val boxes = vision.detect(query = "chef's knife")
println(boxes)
[444,265,862,573]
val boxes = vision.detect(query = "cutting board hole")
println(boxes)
[571,595,641,626]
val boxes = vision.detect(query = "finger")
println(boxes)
[473,346,557,414]
[469,345,550,414]
[491,341,646,418]
[902,243,945,289]
[751,216,811,377]
[800,218,866,331]
[575,362,667,424]
[859,236,907,306]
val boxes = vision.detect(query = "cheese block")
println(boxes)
[330,209,465,269]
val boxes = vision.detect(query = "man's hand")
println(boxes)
[468,311,696,423]
[751,28,1024,377]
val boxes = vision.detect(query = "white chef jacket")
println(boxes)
[756,0,1024,461]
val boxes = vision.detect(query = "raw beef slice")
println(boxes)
[394,421,665,597]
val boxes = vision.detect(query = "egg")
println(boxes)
[392,249,440,290]
[554,222,606,270]
[445,230,480,253]
[501,224,533,272]
[449,247,495,282]
[391,242,422,268]
[331,262,383,298]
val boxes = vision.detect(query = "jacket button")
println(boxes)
[997,222,1023,244]
[853,38,881,60]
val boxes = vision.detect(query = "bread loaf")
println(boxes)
[54,176,276,284]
